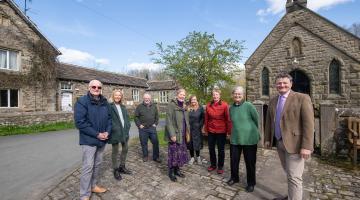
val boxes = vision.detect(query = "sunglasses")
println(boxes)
[91,86,102,90]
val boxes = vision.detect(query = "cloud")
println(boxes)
[127,62,162,71]
[256,0,353,22]
[58,47,110,67]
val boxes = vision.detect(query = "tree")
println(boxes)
[153,31,244,103]
[127,68,170,80]
[346,23,360,37]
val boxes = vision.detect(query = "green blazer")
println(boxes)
[108,102,131,144]
[165,99,190,144]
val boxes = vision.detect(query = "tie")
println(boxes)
[275,95,285,140]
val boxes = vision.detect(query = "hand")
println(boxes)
[152,124,156,127]
[300,148,312,160]
[226,135,230,140]
[170,136,176,142]
[102,132,109,139]
[264,141,271,149]
[97,133,106,140]
[139,125,144,129]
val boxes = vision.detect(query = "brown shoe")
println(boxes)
[91,185,108,193]
[82,197,90,200]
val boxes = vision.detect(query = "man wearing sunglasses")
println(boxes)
[74,80,112,200]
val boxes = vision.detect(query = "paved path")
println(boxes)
[0,121,165,200]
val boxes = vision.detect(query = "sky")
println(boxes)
[12,0,360,74]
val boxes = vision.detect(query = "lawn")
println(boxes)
[0,121,75,136]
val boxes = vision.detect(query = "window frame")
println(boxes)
[159,91,169,103]
[132,89,139,102]
[0,48,19,71]
[329,59,341,95]
[0,89,19,108]
[60,82,72,90]
[261,67,270,96]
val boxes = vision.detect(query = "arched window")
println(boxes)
[292,38,302,57]
[329,59,340,94]
[262,68,270,96]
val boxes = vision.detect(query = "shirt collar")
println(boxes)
[280,90,291,98]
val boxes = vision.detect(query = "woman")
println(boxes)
[108,89,132,180]
[165,88,190,182]
[204,88,231,174]
[227,86,260,193]
[187,95,204,165]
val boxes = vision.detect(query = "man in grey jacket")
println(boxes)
[135,93,160,162]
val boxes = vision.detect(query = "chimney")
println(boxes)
[286,0,307,13]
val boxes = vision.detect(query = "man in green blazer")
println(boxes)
[265,73,314,200]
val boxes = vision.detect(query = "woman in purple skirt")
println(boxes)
[165,88,190,182]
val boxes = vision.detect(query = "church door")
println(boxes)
[289,69,310,95]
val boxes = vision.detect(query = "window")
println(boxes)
[0,49,19,70]
[159,91,169,103]
[262,67,270,96]
[60,82,72,90]
[0,89,19,107]
[132,89,139,102]
[292,38,302,57]
[329,59,340,94]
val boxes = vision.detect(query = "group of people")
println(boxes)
[75,71,314,200]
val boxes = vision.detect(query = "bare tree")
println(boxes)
[346,23,360,37]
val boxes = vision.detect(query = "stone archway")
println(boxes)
[289,69,311,96]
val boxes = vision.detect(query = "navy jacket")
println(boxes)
[74,92,112,147]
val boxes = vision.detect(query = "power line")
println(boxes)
[72,1,155,42]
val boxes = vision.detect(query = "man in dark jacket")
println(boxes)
[134,93,160,162]
[74,80,111,200]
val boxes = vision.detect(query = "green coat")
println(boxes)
[165,99,190,144]
[108,102,131,144]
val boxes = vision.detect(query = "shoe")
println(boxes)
[272,196,288,200]
[118,166,132,175]
[143,157,148,162]
[113,169,122,180]
[91,185,107,193]
[217,169,224,174]
[174,167,185,178]
[207,166,216,172]
[196,156,202,164]
[245,185,254,193]
[153,158,161,163]
[82,197,90,200]
[189,157,195,165]
[226,179,238,186]
[168,168,177,182]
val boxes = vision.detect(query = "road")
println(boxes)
[0,120,165,200]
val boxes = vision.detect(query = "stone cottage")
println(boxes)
[245,0,360,154]
[146,80,178,112]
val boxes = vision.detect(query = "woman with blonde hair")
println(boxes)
[107,89,131,180]
[165,88,190,182]
[187,95,204,164]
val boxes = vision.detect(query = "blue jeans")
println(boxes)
[139,127,159,160]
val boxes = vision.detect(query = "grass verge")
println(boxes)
[0,121,75,136]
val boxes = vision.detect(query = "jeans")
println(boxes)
[208,133,226,169]
[80,145,105,200]
[139,127,159,160]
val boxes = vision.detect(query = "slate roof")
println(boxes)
[57,63,148,88]
[146,80,178,91]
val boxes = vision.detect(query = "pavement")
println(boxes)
[41,141,360,200]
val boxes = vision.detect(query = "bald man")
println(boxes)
[74,80,112,200]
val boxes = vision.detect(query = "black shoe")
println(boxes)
[226,179,238,186]
[245,185,254,193]
[113,168,122,180]
[153,158,161,163]
[118,166,132,175]
[174,167,185,178]
[168,168,177,182]
[272,196,288,200]
[143,157,148,162]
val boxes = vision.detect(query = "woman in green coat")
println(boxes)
[108,89,131,180]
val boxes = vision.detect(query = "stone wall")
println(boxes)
[0,111,74,126]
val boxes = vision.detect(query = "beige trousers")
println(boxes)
[277,140,304,200]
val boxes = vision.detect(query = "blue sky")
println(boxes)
[13,0,359,74]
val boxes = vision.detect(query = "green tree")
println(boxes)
[153,31,244,103]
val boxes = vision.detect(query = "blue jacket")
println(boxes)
[74,92,112,147]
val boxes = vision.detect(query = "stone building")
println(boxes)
[146,80,178,112]
[245,0,360,154]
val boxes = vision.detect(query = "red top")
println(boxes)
[204,100,231,135]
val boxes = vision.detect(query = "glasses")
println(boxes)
[91,86,102,90]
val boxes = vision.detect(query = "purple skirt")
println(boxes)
[168,142,189,168]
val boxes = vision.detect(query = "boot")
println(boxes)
[118,165,132,175]
[174,167,185,178]
[113,168,122,180]
[168,167,177,182]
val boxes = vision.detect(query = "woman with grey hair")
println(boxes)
[226,86,260,193]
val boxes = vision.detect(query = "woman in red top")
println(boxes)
[204,88,231,174]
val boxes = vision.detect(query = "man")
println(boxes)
[74,80,111,200]
[135,93,160,162]
[265,73,314,200]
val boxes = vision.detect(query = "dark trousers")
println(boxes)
[208,133,226,169]
[189,150,200,157]
[230,144,257,186]
[139,127,159,160]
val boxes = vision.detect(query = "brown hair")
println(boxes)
[275,72,293,83]
[109,89,124,104]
